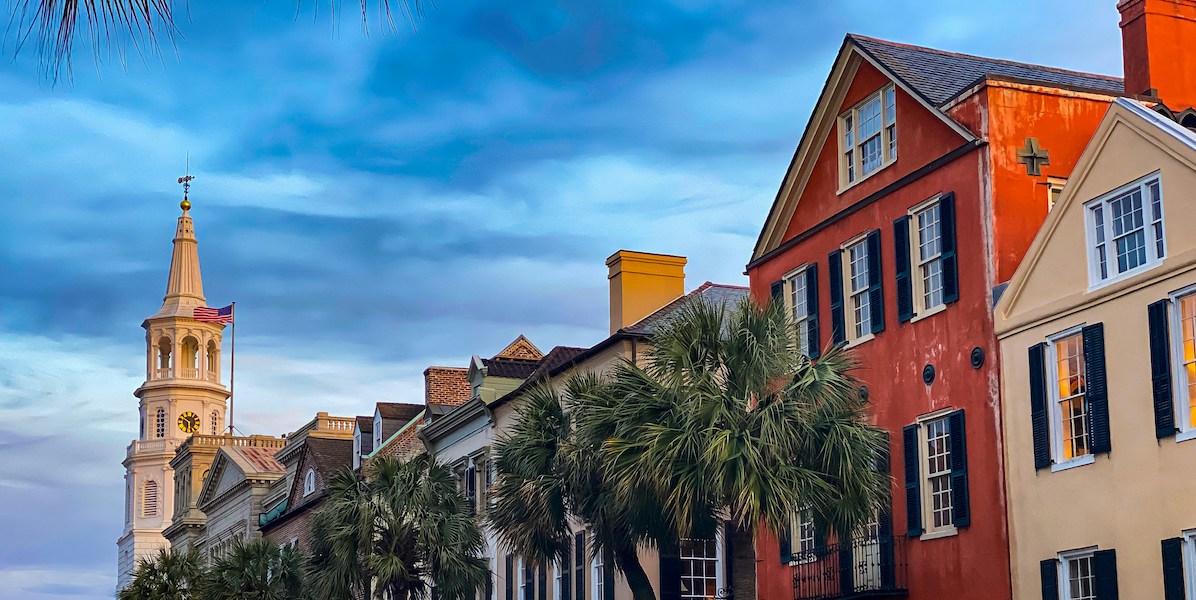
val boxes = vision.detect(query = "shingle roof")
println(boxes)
[482,358,541,379]
[305,437,353,480]
[849,35,1124,107]
[623,282,751,335]
[377,402,423,422]
[498,345,589,401]
[355,416,373,433]
[225,446,286,476]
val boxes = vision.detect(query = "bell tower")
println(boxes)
[116,186,230,592]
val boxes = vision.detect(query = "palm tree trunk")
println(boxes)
[730,520,757,600]
[613,542,657,600]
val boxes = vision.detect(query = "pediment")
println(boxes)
[199,451,246,506]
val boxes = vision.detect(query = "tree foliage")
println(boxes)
[119,548,205,600]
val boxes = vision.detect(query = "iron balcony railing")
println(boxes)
[792,533,907,600]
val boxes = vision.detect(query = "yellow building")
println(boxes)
[996,98,1196,599]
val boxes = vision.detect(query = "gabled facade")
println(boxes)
[260,436,353,552]
[996,98,1196,600]
[192,445,285,561]
[746,33,1124,600]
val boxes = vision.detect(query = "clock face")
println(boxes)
[178,411,201,433]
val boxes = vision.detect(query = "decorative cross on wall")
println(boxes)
[1017,137,1051,176]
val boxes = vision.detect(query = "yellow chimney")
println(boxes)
[606,250,686,334]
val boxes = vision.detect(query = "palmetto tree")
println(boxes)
[488,374,671,600]
[307,454,488,600]
[201,538,306,600]
[589,296,889,600]
[119,548,205,600]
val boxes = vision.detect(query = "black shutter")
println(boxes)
[866,230,885,334]
[829,250,846,346]
[538,563,547,600]
[1029,343,1052,470]
[1149,300,1176,438]
[771,280,784,305]
[486,565,494,600]
[1163,538,1185,600]
[574,533,585,600]
[876,432,895,588]
[602,550,614,600]
[1093,549,1119,600]
[805,264,821,359]
[659,539,681,600]
[948,409,970,528]
[939,193,959,304]
[902,424,922,537]
[838,541,854,594]
[506,555,514,600]
[723,520,734,590]
[894,215,914,323]
[1040,559,1058,600]
[778,519,792,563]
[560,542,571,600]
[1084,323,1112,454]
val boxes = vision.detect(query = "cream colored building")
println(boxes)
[996,98,1196,599]
[116,199,231,591]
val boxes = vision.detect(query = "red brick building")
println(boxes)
[746,34,1123,600]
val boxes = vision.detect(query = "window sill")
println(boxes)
[1176,429,1196,443]
[844,333,876,349]
[909,304,947,323]
[1087,259,1164,293]
[1050,454,1095,472]
[836,160,897,196]
[919,527,958,541]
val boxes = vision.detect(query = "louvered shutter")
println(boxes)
[602,550,614,600]
[876,432,895,587]
[1084,324,1112,454]
[778,519,792,563]
[867,230,885,334]
[838,540,854,593]
[894,215,914,323]
[1093,549,1119,600]
[828,250,846,345]
[560,544,570,600]
[506,555,514,600]
[1149,300,1176,438]
[1029,343,1052,470]
[723,520,734,590]
[771,280,784,305]
[902,424,922,537]
[948,409,970,527]
[574,533,585,600]
[659,539,681,600]
[805,264,821,359]
[939,193,959,304]
[1040,559,1059,600]
[1162,538,1185,600]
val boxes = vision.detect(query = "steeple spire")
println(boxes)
[154,174,205,318]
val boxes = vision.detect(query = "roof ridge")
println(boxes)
[847,33,1121,83]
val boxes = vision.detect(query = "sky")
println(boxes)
[0,1,1125,598]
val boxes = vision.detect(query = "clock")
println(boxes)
[178,411,201,433]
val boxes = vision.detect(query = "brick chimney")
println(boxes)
[606,250,686,334]
[1119,0,1196,109]
[423,366,470,407]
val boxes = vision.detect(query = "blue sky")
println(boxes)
[0,1,1123,598]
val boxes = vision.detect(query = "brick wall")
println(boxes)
[423,366,470,406]
[262,499,321,552]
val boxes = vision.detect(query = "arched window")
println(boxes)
[157,337,172,378]
[210,410,219,435]
[142,480,159,518]
[206,341,218,380]
[155,408,166,438]
[303,468,316,496]
[180,337,200,379]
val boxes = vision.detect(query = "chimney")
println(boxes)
[423,367,470,407]
[606,250,686,334]
[1119,0,1196,109]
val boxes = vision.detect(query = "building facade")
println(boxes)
[745,34,1123,600]
[997,98,1196,599]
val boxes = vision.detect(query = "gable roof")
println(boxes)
[481,357,542,379]
[493,334,544,361]
[850,35,1123,107]
[751,34,1122,262]
[305,436,354,479]
[199,445,285,507]
[624,281,750,335]
[377,402,423,421]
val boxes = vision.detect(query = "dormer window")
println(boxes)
[353,430,362,470]
[1086,173,1165,288]
[303,468,316,496]
[374,414,383,449]
[839,84,897,188]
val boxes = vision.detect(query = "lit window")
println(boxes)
[1173,293,1196,433]
[839,84,898,186]
[1049,331,1090,463]
[303,468,316,496]
[911,201,945,312]
[155,408,166,439]
[1087,174,1165,287]
[1047,177,1067,210]
[679,538,720,600]
[922,417,953,531]
[846,239,872,339]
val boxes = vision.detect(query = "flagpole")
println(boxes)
[229,302,236,435]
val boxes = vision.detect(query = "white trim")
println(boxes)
[837,83,898,191]
[1183,530,1196,600]
[784,264,815,356]
[1084,171,1166,291]
[303,468,316,496]
[1057,547,1099,600]
[909,304,947,324]
[908,198,947,315]
[841,235,874,342]
[915,412,957,538]
[1045,325,1093,469]
[1050,454,1096,473]
[1171,286,1196,437]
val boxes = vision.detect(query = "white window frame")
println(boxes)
[841,235,874,346]
[1084,172,1166,290]
[907,196,947,319]
[916,409,957,540]
[303,468,316,496]
[784,264,814,356]
[1184,531,1196,600]
[519,558,534,600]
[373,414,383,450]
[1057,547,1098,600]
[1047,176,1067,210]
[553,559,565,600]
[1172,285,1196,443]
[679,535,724,600]
[592,551,605,600]
[1045,326,1096,472]
[353,430,362,470]
[838,83,898,190]
[788,509,818,565]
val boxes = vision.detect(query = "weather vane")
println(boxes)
[177,153,194,211]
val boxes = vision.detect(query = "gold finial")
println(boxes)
[178,174,194,211]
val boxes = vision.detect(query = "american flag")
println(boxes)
[193,304,234,323]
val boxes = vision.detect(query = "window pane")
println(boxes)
[884,86,895,124]
[858,98,881,138]
[861,135,883,175]
[679,538,718,600]
[847,242,871,337]
[924,418,953,528]
[1053,334,1089,460]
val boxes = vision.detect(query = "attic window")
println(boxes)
[303,468,316,496]
[839,84,897,188]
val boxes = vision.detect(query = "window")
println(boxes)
[904,410,969,538]
[1048,177,1067,210]
[911,202,945,312]
[786,265,818,356]
[374,414,383,450]
[155,408,166,439]
[303,468,316,496]
[846,238,872,339]
[142,480,158,518]
[1086,174,1165,287]
[592,551,605,600]
[353,432,362,470]
[1060,551,1096,600]
[1174,292,1196,434]
[210,410,219,435]
[520,559,534,600]
[839,84,898,186]
[922,417,953,531]
[1048,330,1090,464]
[573,533,585,600]
[791,510,817,563]
[679,538,720,600]
[466,464,478,515]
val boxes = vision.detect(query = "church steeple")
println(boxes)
[154,179,205,319]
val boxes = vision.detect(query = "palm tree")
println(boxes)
[488,374,671,600]
[202,538,306,600]
[588,296,889,600]
[307,454,489,600]
[119,548,205,600]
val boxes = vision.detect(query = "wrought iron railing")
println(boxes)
[792,534,906,600]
